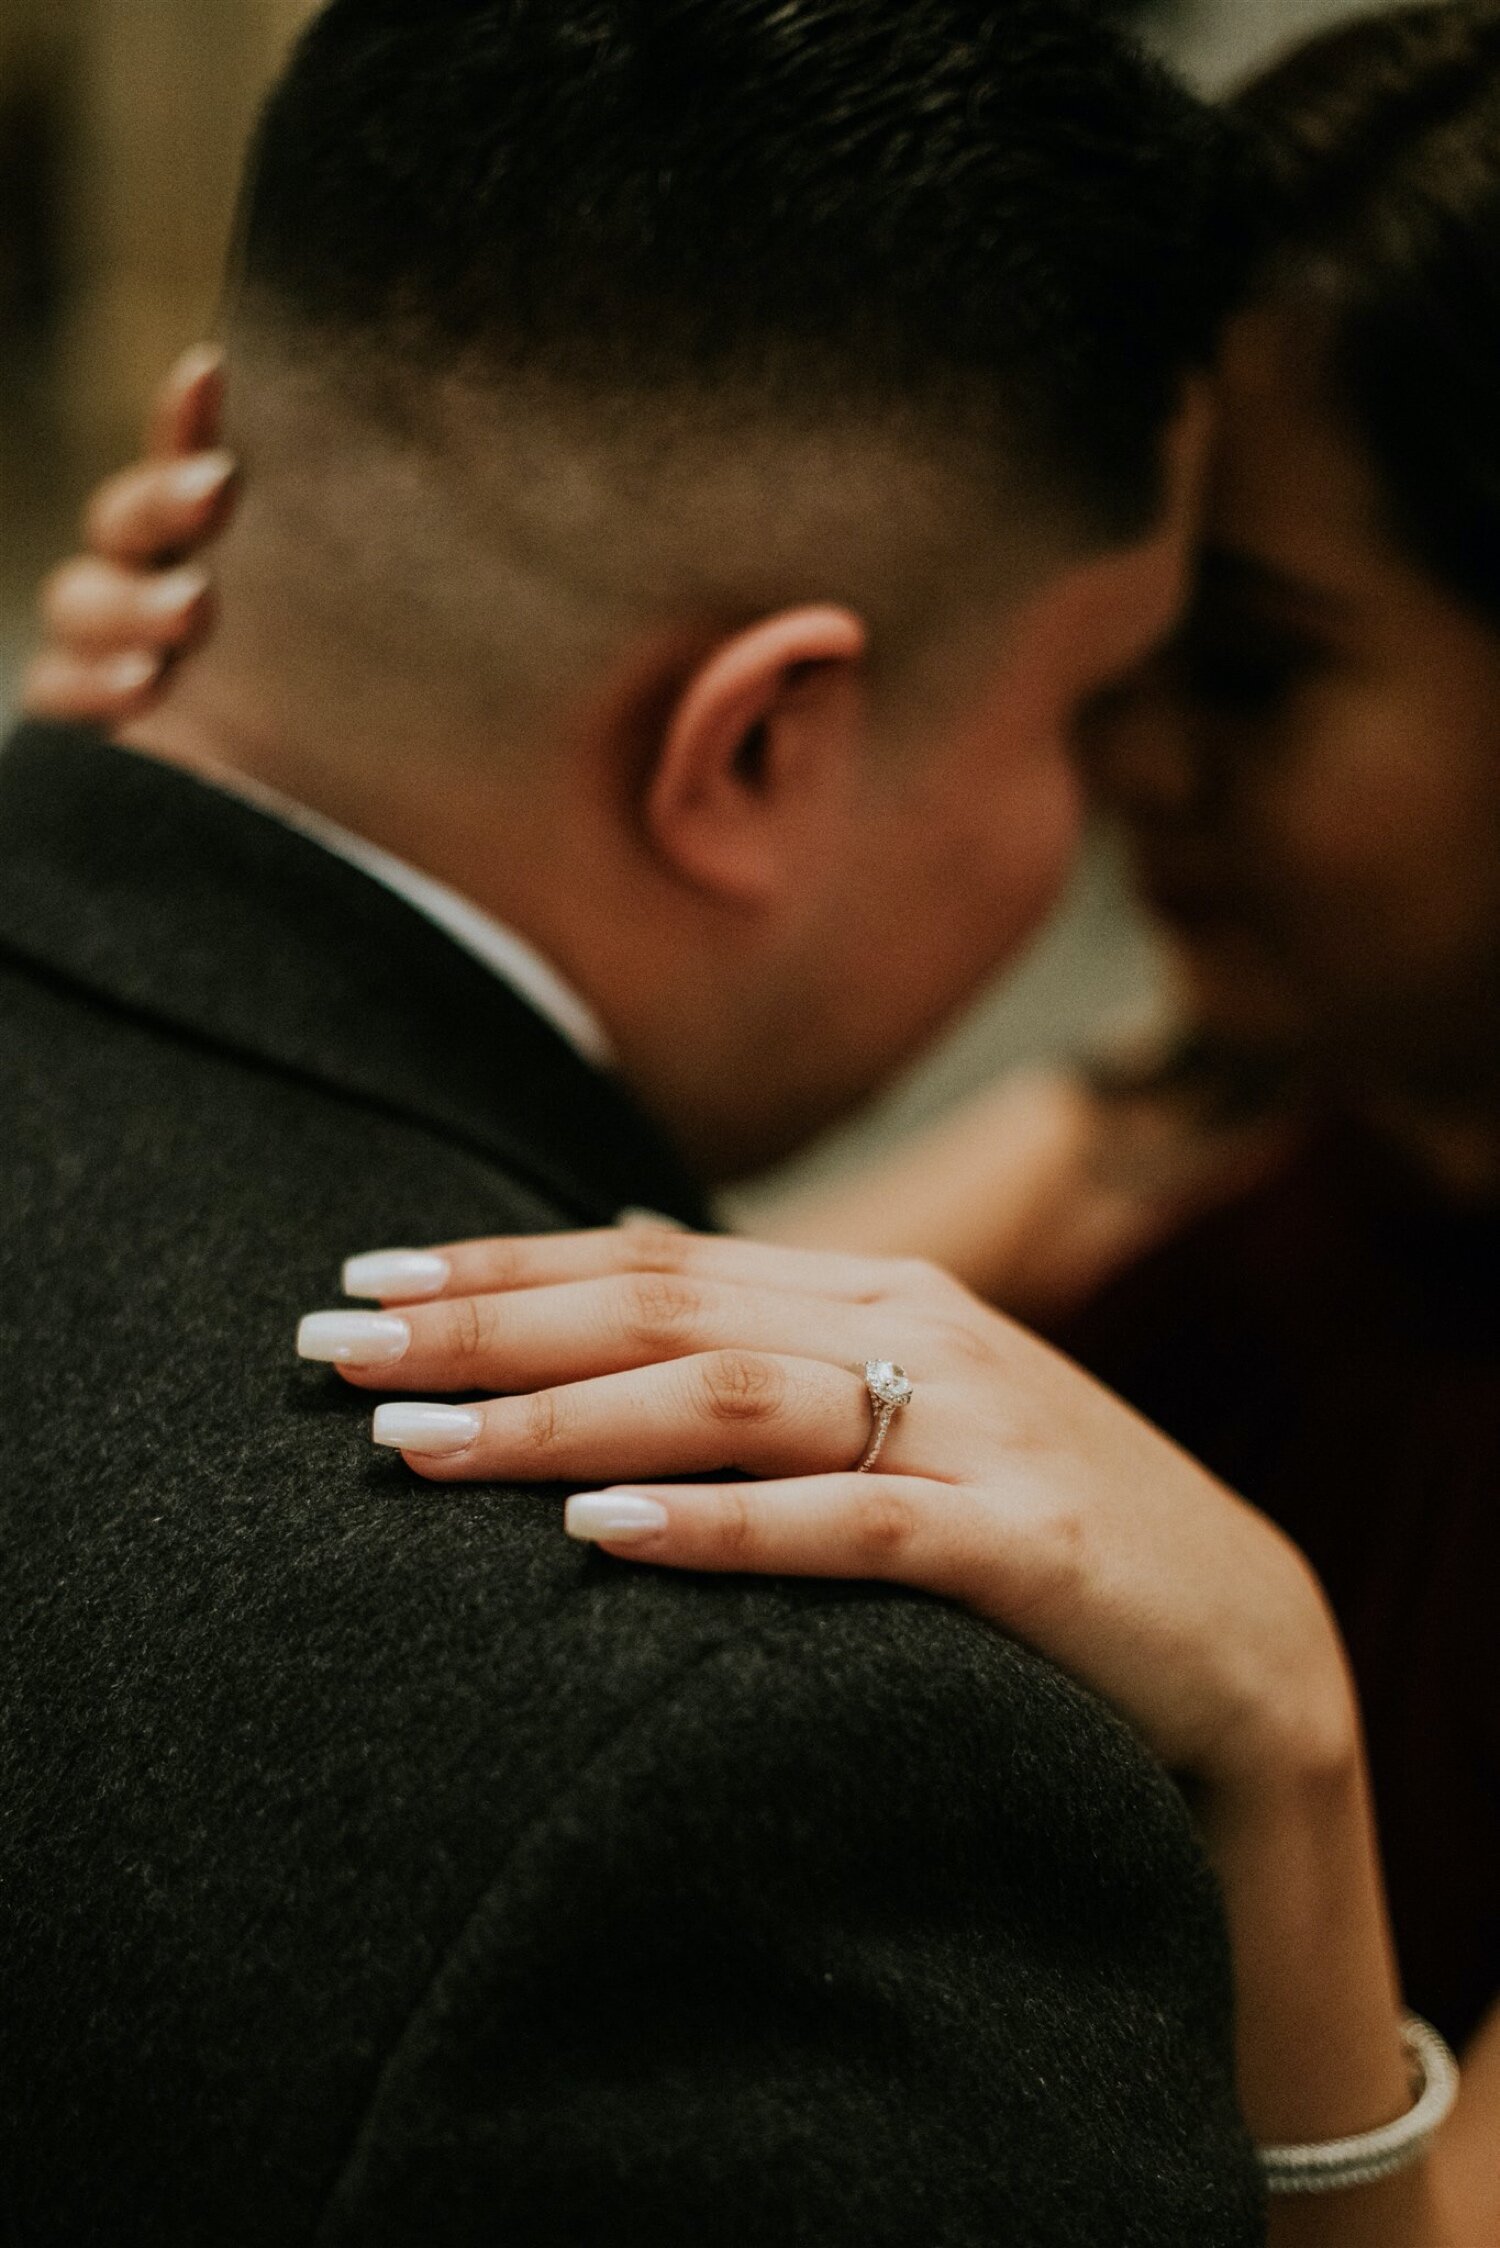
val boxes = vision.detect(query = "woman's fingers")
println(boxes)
[563,1472,981,1591]
[23,553,215,723]
[23,354,234,725]
[146,344,226,459]
[19,649,165,727]
[40,556,213,657]
[84,451,239,566]
[371,1352,877,1484]
[300,1273,894,1392]
[340,1225,955,1311]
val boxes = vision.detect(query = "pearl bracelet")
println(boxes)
[1259,2015,1460,2196]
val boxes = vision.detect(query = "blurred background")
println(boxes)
[0,0,1403,1202]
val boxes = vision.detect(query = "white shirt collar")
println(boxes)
[205,765,616,1070]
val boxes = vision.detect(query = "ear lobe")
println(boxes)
[646,605,867,905]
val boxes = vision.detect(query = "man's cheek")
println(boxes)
[988,756,1085,951]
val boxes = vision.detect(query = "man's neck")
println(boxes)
[117,692,473,878]
[114,700,617,1069]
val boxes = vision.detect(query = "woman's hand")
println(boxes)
[22,346,237,727]
[299,1224,1353,1791]
[306,1226,1468,2244]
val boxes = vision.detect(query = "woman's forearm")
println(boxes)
[752,1064,1292,1320]
[1442,2003,1500,2235]
[1200,1737,1455,2247]
[753,1068,1175,1314]
[750,1069,1096,1299]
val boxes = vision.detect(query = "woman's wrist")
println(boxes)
[1197,1545,1362,1800]
[1181,1605,1453,2239]
[1198,1718,1412,2149]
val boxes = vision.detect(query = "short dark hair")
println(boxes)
[1236,0,1500,623]
[236,0,1241,540]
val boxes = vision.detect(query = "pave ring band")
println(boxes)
[857,1360,914,1472]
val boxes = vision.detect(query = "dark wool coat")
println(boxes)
[0,727,1264,2247]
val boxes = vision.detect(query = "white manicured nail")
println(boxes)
[298,1311,411,1366]
[565,1492,671,1542]
[372,1403,483,1455]
[103,652,161,695]
[172,451,237,505]
[145,566,211,618]
[342,1250,451,1301]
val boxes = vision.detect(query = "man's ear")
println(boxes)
[645,605,868,906]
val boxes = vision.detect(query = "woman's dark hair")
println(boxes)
[1234,2,1500,624]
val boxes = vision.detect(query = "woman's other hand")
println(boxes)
[756,1057,1298,1325]
[299,1224,1351,1793]
[22,346,237,727]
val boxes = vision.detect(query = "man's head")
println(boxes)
[136,0,1238,1179]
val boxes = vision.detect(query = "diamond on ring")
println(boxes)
[858,1360,914,1472]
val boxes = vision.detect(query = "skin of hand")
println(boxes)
[299,1225,1495,2244]
[22,347,237,728]
[304,1225,1351,1789]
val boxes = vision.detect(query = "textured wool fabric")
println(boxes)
[0,727,1264,2247]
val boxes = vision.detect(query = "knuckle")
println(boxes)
[849,1485,919,1561]
[466,1237,524,1293]
[936,1315,997,1372]
[613,1223,692,1275]
[620,1271,703,1350]
[1012,1498,1089,1616]
[520,1385,566,1455]
[442,1292,493,1367]
[699,1349,784,1426]
[711,1482,757,1563]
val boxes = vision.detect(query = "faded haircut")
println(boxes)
[221,1,1245,718]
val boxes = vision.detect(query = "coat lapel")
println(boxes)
[0,726,712,1231]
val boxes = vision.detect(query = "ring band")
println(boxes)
[857,1360,914,1472]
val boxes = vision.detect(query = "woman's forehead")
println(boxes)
[1206,305,1413,604]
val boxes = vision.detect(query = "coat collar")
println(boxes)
[0,726,712,1231]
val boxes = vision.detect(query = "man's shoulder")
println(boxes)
[525,1556,1212,1917]
[0,936,1203,1892]
[1,1363,1204,1944]
[304,1555,1251,2248]
[0,939,1197,1874]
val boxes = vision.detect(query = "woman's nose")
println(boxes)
[1077,669,1202,825]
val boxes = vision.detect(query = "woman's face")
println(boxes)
[1088,303,1500,1096]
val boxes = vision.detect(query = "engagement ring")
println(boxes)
[858,1360,914,1472]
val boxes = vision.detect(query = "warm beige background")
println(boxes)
[60,0,320,459]
[0,1,321,674]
